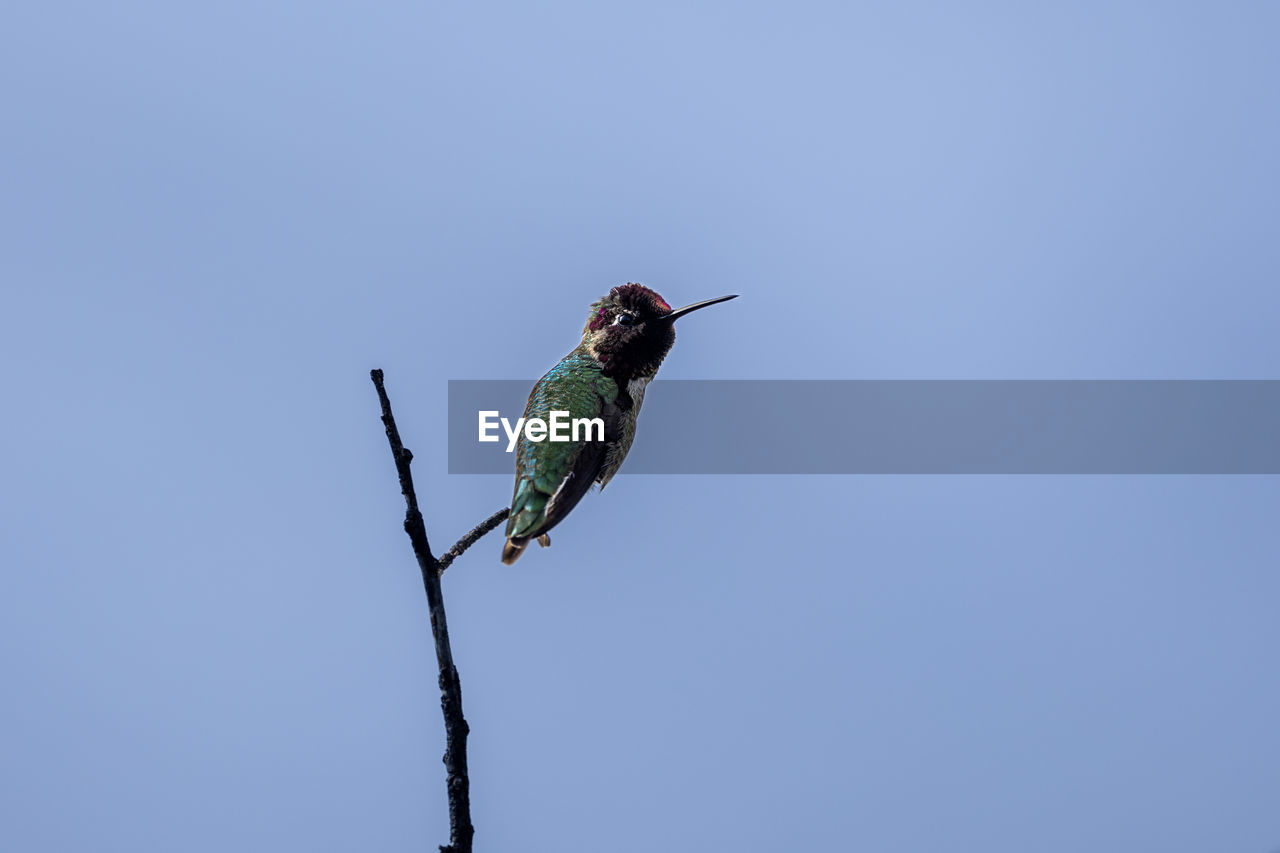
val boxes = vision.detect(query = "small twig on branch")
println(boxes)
[370,368,508,853]
[438,508,510,573]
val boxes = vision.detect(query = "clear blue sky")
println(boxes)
[3,2,1278,851]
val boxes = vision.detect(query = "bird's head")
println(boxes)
[581,283,736,377]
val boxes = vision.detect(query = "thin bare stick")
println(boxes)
[438,508,510,573]
[371,368,506,853]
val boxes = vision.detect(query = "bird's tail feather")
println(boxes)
[501,533,551,565]
[501,538,527,565]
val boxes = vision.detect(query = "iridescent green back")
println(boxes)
[505,349,618,541]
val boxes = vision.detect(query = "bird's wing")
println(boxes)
[505,355,619,542]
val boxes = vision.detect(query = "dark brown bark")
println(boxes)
[370,368,509,853]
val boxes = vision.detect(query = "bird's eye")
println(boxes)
[613,313,636,327]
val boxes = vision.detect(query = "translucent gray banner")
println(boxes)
[447,380,1280,474]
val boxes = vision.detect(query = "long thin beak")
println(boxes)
[662,294,738,322]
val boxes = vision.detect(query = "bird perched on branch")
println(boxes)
[501,283,736,564]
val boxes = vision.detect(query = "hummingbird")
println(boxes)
[501,283,737,564]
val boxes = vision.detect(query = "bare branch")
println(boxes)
[438,508,510,573]
[372,368,506,853]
